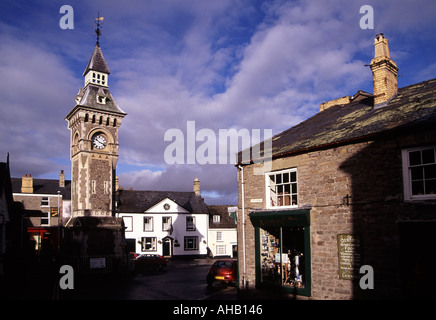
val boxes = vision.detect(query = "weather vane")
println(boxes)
[95,12,104,46]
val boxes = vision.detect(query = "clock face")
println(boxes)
[92,134,107,150]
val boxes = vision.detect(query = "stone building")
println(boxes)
[10,171,71,257]
[236,34,436,299]
[63,22,127,269]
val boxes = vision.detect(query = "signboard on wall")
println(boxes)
[337,234,361,280]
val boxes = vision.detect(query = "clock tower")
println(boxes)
[66,19,126,218]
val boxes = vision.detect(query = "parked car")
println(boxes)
[206,259,237,286]
[134,254,167,271]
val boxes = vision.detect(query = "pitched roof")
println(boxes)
[11,177,71,200]
[117,189,209,214]
[238,78,436,163]
[67,84,126,116]
[83,45,110,76]
[207,205,237,229]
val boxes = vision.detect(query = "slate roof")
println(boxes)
[68,84,126,116]
[11,178,71,200]
[83,45,110,76]
[238,78,436,164]
[116,189,209,214]
[207,205,237,229]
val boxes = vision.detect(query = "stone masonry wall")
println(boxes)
[238,126,436,299]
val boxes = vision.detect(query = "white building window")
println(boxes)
[162,217,172,231]
[41,211,49,225]
[143,217,153,231]
[123,216,133,232]
[41,197,49,206]
[216,245,226,255]
[216,231,223,241]
[266,168,298,208]
[213,215,221,223]
[184,236,198,250]
[402,147,436,200]
[142,237,157,251]
[186,216,196,231]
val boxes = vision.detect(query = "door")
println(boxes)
[163,238,172,257]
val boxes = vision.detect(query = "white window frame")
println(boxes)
[41,211,49,225]
[186,216,196,231]
[162,216,172,231]
[141,237,157,252]
[41,197,49,207]
[213,215,221,223]
[216,231,223,242]
[143,216,153,232]
[402,146,436,201]
[216,245,226,255]
[123,216,133,232]
[265,168,298,209]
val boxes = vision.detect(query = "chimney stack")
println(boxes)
[59,170,65,187]
[370,33,398,107]
[193,177,200,196]
[21,174,33,193]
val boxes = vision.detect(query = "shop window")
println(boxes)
[260,226,306,289]
[402,147,436,200]
[251,209,311,296]
[266,168,298,208]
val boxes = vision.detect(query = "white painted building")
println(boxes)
[207,205,238,258]
[116,183,210,258]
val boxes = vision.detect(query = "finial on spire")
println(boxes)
[95,13,104,46]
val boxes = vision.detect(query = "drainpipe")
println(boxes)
[238,165,247,290]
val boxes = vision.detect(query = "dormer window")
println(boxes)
[97,95,107,104]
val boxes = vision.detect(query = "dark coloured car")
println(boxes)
[206,259,237,286]
[134,254,167,271]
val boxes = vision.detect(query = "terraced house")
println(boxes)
[236,34,436,299]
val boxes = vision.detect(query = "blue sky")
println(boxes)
[1,0,436,204]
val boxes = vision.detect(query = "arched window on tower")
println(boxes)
[84,113,89,122]
[113,119,117,127]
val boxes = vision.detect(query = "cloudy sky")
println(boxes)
[1,0,436,205]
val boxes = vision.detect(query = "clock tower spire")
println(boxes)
[66,16,126,218]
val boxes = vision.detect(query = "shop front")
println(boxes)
[250,209,311,297]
